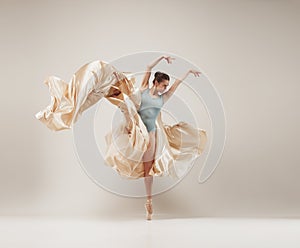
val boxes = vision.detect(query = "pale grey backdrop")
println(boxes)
[0,0,299,218]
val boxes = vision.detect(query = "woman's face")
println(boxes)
[155,79,169,93]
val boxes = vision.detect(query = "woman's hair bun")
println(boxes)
[154,71,161,77]
[153,71,170,84]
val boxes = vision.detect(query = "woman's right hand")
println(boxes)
[148,55,175,70]
[163,56,175,64]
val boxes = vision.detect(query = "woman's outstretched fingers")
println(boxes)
[163,56,176,64]
[189,69,201,77]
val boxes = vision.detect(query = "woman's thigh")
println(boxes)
[142,130,156,163]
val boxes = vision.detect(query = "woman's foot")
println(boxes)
[144,199,153,220]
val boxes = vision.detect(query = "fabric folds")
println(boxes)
[35,60,207,180]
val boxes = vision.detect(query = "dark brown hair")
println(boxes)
[152,71,170,85]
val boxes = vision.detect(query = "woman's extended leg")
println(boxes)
[142,130,156,220]
[143,130,156,201]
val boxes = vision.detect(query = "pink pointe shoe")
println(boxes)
[144,199,153,220]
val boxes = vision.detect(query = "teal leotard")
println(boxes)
[138,88,164,132]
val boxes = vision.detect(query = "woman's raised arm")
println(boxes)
[163,69,201,102]
[140,55,175,90]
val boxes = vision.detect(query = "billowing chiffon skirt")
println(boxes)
[35,60,207,180]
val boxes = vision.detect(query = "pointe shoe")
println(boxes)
[144,199,153,220]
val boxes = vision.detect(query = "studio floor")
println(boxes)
[0,215,299,248]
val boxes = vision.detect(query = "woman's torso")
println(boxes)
[138,88,164,132]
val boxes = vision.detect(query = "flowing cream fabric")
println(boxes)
[36,60,207,180]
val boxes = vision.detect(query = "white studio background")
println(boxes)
[0,0,299,218]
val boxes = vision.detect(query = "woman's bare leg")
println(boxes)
[143,131,156,201]
[143,130,156,220]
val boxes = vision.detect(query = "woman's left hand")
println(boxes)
[189,69,201,77]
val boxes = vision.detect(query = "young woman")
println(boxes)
[35,56,206,221]
[137,55,201,220]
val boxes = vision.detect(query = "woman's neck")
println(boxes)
[150,86,159,97]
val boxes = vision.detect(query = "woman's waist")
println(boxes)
[138,108,160,118]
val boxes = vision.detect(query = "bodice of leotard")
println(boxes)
[138,88,164,132]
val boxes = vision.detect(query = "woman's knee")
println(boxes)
[144,162,153,175]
